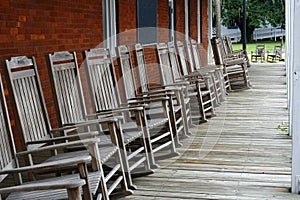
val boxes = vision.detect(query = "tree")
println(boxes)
[220,0,285,42]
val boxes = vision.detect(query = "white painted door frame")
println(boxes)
[289,0,300,194]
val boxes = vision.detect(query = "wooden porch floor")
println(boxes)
[124,63,299,199]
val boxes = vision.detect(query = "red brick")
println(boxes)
[16,34,25,40]
[18,15,26,22]
[0,0,209,151]
[10,28,18,35]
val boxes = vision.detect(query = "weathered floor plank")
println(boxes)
[124,63,299,199]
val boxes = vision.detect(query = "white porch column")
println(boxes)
[287,0,294,138]
[291,0,300,194]
[207,0,213,63]
[185,0,189,41]
[197,0,201,43]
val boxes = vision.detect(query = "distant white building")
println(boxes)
[218,24,285,43]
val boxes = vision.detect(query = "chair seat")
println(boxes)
[7,171,102,200]
[123,130,144,144]
[46,146,118,164]
[100,128,144,144]
[145,101,181,114]
[122,118,169,130]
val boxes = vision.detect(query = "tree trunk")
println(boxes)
[215,0,222,38]
[237,24,255,43]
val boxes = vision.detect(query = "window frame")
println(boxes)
[137,0,158,44]
[103,0,117,54]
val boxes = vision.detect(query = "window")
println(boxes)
[185,0,189,41]
[137,0,158,44]
[198,0,202,43]
[103,0,117,53]
[169,0,174,42]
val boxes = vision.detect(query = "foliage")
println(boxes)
[276,122,289,133]
[220,0,285,42]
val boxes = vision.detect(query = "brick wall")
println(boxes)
[158,0,170,42]
[189,0,198,40]
[0,0,209,149]
[0,0,103,148]
[200,0,209,65]
[175,0,185,41]
[117,0,137,45]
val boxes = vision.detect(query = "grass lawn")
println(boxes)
[232,41,286,61]
[232,41,285,53]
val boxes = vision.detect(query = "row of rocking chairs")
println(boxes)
[0,38,250,200]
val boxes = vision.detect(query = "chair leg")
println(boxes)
[135,110,158,171]
[139,111,160,169]
[107,122,135,195]
[179,91,193,136]
[196,83,207,123]
[165,100,181,154]
[168,96,183,147]
[67,187,82,200]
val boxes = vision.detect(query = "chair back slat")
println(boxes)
[134,43,149,93]
[211,37,225,65]
[224,36,234,53]
[156,43,175,85]
[222,37,231,55]
[48,51,86,125]
[185,40,196,73]
[5,56,50,145]
[176,41,190,76]
[0,76,16,180]
[167,42,182,80]
[190,39,202,70]
[85,48,121,112]
[117,45,137,100]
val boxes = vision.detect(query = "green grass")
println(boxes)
[232,41,285,53]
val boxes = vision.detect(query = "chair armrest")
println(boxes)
[0,178,86,194]
[86,105,145,119]
[128,95,170,105]
[137,89,175,96]
[52,117,121,132]
[17,138,100,157]
[0,155,91,175]
[26,131,99,146]
[150,85,182,91]
[50,127,78,135]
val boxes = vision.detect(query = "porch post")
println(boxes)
[197,0,201,43]
[291,0,300,194]
[214,0,221,38]
[208,0,213,63]
[185,0,189,41]
[287,0,293,138]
